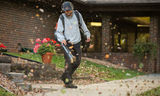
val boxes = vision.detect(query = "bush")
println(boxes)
[133,40,157,68]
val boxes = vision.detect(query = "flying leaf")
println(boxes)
[61,89,66,94]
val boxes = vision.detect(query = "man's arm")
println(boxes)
[78,12,91,42]
[56,17,67,44]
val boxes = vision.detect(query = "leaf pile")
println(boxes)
[0,73,25,96]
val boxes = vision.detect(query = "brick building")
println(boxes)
[77,0,160,73]
[0,0,160,72]
[0,0,59,52]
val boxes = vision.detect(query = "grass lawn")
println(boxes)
[0,87,16,96]
[137,86,160,96]
[4,52,144,81]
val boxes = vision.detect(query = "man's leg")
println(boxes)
[71,42,82,75]
[61,52,72,84]
[61,45,77,88]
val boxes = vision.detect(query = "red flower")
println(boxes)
[52,40,57,44]
[34,44,40,53]
[35,43,40,46]
[56,44,60,47]
[34,37,58,55]
[46,38,51,42]
[42,38,48,43]
[36,38,41,42]
[0,43,6,48]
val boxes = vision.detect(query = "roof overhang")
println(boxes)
[73,0,160,13]
[74,0,160,5]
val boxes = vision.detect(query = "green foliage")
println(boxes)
[37,43,56,55]
[133,40,157,68]
[0,87,16,96]
[137,86,160,96]
[52,54,65,68]
[139,63,144,69]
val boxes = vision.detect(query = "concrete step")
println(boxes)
[0,56,11,63]
[0,63,11,73]
[7,72,24,83]
[16,83,32,91]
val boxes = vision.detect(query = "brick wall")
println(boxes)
[106,53,148,71]
[150,16,160,73]
[0,1,58,52]
[82,53,102,59]
[101,15,112,57]
[157,16,160,73]
[106,53,133,68]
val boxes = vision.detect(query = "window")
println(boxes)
[111,17,150,53]
[82,22,102,53]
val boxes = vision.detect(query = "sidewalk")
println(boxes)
[26,74,160,96]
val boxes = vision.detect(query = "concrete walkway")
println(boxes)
[26,74,160,96]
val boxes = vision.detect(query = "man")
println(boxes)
[56,1,91,88]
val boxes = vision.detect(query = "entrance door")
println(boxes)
[111,16,150,53]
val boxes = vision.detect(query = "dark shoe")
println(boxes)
[61,76,73,85]
[60,75,65,82]
[60,73,67,83]
[65,84,77,88]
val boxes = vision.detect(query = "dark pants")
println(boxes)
[61,42,81,84]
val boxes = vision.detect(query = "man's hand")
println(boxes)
[61,40,67,45]
[86,37,91,42]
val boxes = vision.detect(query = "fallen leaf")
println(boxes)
[98,92,102,94]
[61,89,66,94]
[127,92,130,96]
[36,14,40,17]
[135,85,138,88]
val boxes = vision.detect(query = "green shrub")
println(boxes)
[133,40,157,68]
